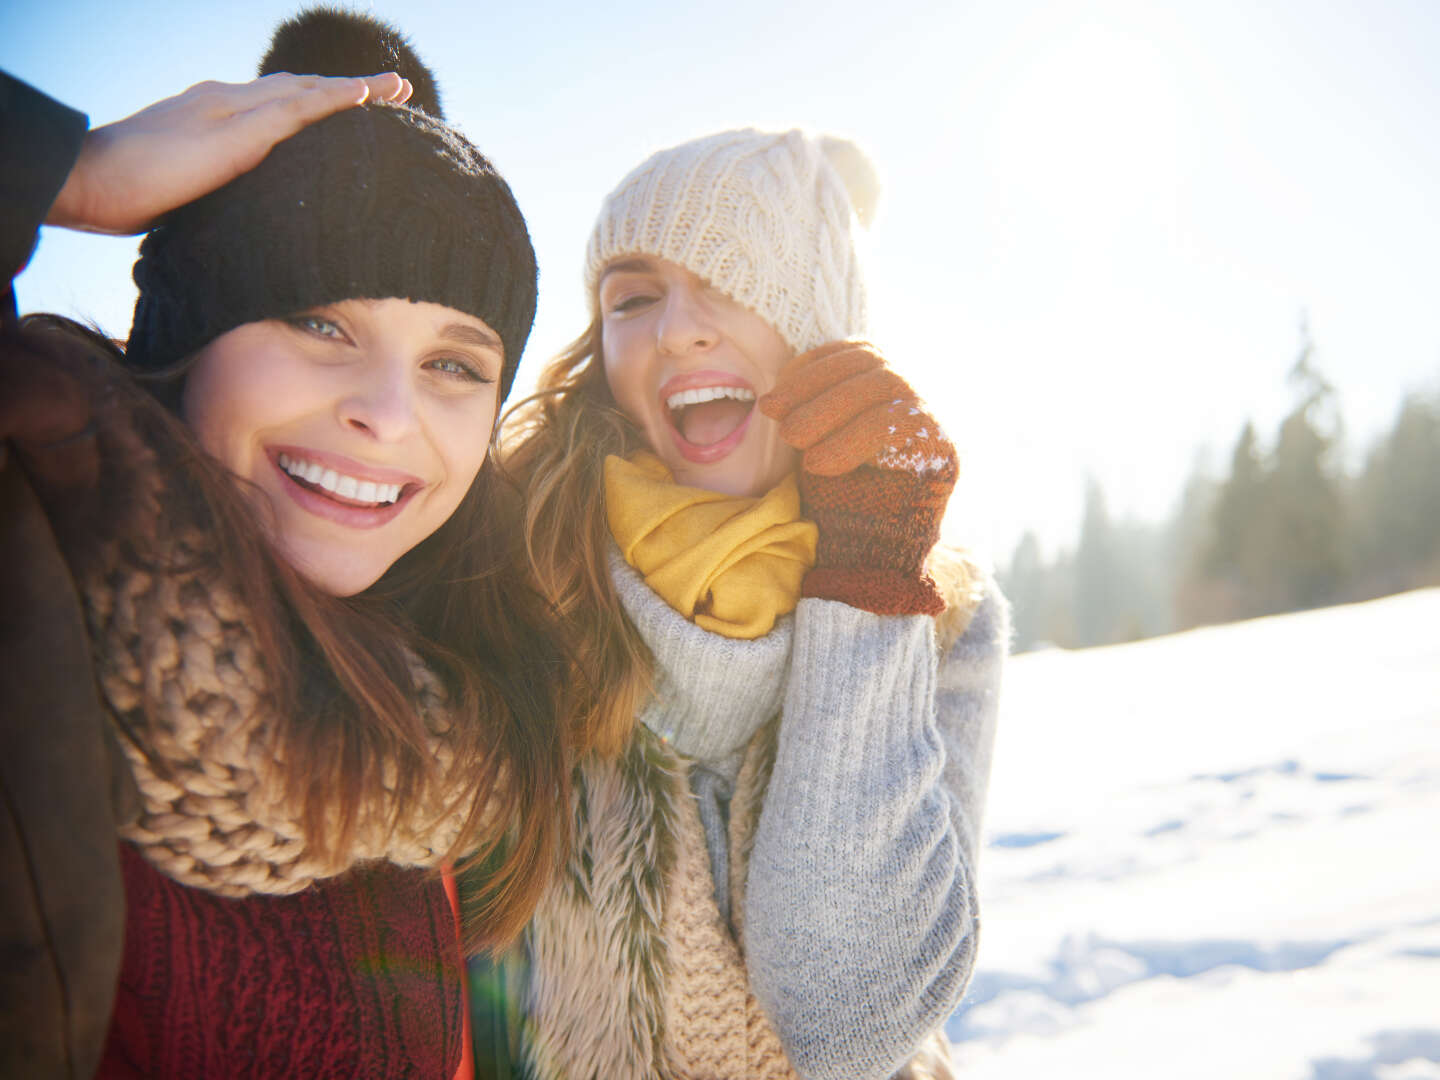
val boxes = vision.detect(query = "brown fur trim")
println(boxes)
[523,733,683,1077]
[928,544,988,653]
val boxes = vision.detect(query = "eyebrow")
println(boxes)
[439,322,504,354]
[598,257,657,283]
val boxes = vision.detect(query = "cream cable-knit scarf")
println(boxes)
[83,531,481,898]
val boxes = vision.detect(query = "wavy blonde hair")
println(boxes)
[500,319,652,759]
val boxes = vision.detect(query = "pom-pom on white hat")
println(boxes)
[585,128,881,354]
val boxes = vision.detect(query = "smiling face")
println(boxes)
[181,298,503,596]
[599,256,798,497]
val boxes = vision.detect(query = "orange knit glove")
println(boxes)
[759,341,957,616]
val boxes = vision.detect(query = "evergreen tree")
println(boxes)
[1003,531,1046,653]
[1168,455,1219,629]
[1195,420,1270,622]
[1266,316,1346,610]
[1074,477,1123,645]
[1351,387,1440,592]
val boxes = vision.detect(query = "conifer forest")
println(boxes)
[999,322,1440,652]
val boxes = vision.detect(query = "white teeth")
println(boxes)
[665,385,756,411]
[278,454,404,504]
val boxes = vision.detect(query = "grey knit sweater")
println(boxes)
[610,549,1008,1080]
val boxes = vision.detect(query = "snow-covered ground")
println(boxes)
[949,588,1440,1079]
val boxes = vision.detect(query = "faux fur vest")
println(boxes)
[520,550,982,1079]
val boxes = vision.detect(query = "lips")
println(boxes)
[278,452,405,505]
[658,371,758,464]
[267,446,422,528]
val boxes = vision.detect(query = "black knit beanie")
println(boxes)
[125,11,537,405]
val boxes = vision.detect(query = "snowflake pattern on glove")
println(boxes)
[757,341,958,615]
[759,341,957,481]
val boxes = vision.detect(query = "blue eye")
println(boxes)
[428,356,495,384]
[288,314,345,339]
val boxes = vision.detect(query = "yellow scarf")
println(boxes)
[604,452,818,639]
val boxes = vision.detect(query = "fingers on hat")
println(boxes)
[760,341,884,420]
[243,71,375,107]
[778,367,914,451]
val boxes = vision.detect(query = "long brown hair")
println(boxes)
[26,313,570,953]
[499,319,652,759]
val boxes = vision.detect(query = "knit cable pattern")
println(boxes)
[585,129,872,354]
[660,741,792,1080]
[84,532,484,897]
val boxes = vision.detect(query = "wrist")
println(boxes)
[801,567,946,616]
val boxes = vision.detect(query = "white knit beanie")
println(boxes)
[585,128,881,354]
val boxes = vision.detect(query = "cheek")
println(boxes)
[181,351,248,465]
[751,330,794,387]
[181,334,312,473]
[434,403,497,497]
[601,338,650,427]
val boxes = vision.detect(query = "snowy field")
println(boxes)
[949,588,1440,1080]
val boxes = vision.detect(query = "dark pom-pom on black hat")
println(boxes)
[259,6,444,118]
[127,6,538,404]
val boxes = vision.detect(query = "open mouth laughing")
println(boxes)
[659,372,758,463]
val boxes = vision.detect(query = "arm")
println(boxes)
[3,65,410,314]
[743,576,1008,1080]
[0,440,137,1080]
[0,72,88,315]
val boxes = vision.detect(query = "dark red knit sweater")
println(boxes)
[98,842,464,1078]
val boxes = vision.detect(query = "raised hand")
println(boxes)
[46,72,412,236]
[759,341,957,616]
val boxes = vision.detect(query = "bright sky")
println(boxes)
[6,0,1438,564]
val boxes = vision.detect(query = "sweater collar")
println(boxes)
[609,546,792,769]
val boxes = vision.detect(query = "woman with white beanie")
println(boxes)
[490,128,1010,1079]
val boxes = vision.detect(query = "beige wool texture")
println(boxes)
[84,531,484,897]
[585,128,880,353]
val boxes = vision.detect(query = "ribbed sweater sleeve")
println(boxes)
[744,579,1008,1080]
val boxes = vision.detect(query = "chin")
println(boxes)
[276,538,388,597]
[676,467,757,498]
[672,452,793,499]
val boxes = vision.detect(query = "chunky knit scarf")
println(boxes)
[82,528,484,897]
[604,451,817,640]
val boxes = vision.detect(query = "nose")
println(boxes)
[655,282,718,356]
[337,353,419,442]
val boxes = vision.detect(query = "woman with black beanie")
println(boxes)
[1,12,578,1077]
